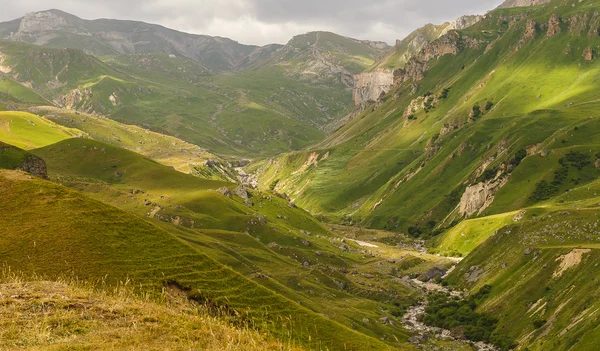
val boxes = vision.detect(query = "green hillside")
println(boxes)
[0,16,389,158]
[255,0,600,235]
[0,169,398,351]
[32,138,454,347]
[0,110,82,149]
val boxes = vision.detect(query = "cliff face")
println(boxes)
[352,15,482,106]
[352,69,394,105]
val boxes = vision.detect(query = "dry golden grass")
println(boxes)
[0,273,298,351]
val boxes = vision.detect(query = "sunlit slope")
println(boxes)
[446,205,600,350]
[32,138,422,346]
[0,111,82,149]
[0,170,395,351]
[256,0,600,235]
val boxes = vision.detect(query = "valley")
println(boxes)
[2,0,600,350]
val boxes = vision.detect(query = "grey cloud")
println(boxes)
[0,0,505,45]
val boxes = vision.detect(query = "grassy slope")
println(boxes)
[0,108,229,178]
[255,0,600,234]
[31,138,429,346]
[0,169,395,351]
[445,176,600,350]
[0,277,290,351]
[0,111,82,149]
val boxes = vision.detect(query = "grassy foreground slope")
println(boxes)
[254,0,600,235]
[0,170,394,351]
[0,277,289,351]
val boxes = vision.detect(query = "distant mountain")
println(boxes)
[368,15,483,72]
[257,31,390,88]
[497,0,551,8]
[0,9,282,72]
[0,11,390,157]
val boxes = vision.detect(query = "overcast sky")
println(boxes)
[0,0,505,46]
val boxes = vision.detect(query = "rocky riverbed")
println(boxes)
[402,278,499,351]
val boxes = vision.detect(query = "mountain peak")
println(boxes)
[497,0,551,8]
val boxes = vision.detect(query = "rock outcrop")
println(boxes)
[458,176,508,217]
[0,142,48,179]
[547,15,562,38]
[352,69,394,106]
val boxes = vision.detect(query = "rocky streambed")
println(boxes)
[401,278,499,351]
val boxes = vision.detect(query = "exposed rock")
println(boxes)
[569,13,589,36]
[424,267,447,281]
[583,47,594,61]
[0,143,48,179]
[518,20,538,49]
[300,238,312,247]
[464,266,485,283]
[217,187,232,198]
[234,185,250,199]
[513,210,527,222]
[547,15,562,38]
[458,176,509,217]
[352,69,394,106]
[394,32,483,86]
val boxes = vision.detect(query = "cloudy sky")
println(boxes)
[0,0,505,45]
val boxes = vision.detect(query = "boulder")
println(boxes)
[217,187,232,198]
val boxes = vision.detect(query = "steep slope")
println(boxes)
[254,0,600,236]
[0,169,396,350]
[446,186,600,350]
[0,39,326,157]
[31,138,449,346]
[0,9,281,72]
[352,16,482,108]
[0,108,231,178]
[0,26,388,157]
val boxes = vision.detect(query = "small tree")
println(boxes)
[485,101,494,111]
[471,105,482,119]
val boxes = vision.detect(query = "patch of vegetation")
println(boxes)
[530,151,596,202]
[439,87,451,99]
[471,105,482,120]
[424,285,516,351]
[485,101,494,111]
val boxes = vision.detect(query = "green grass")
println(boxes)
[0,170,397,351]
[0,111,81,149]
[30,138,437,346]
[255,0,600,236]
[433,211,519,256]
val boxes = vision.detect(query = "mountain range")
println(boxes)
[3,0,600,350]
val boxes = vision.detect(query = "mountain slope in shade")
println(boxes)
[0,9,282,72]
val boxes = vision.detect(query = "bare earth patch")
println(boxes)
[553,249,592,278]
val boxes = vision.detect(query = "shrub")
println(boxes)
[440,88,451,99]
[485,101,494,111]
[471,105,482,119]
[407,114,417,120]
[269,179,280,191]
[510,149,527,167]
